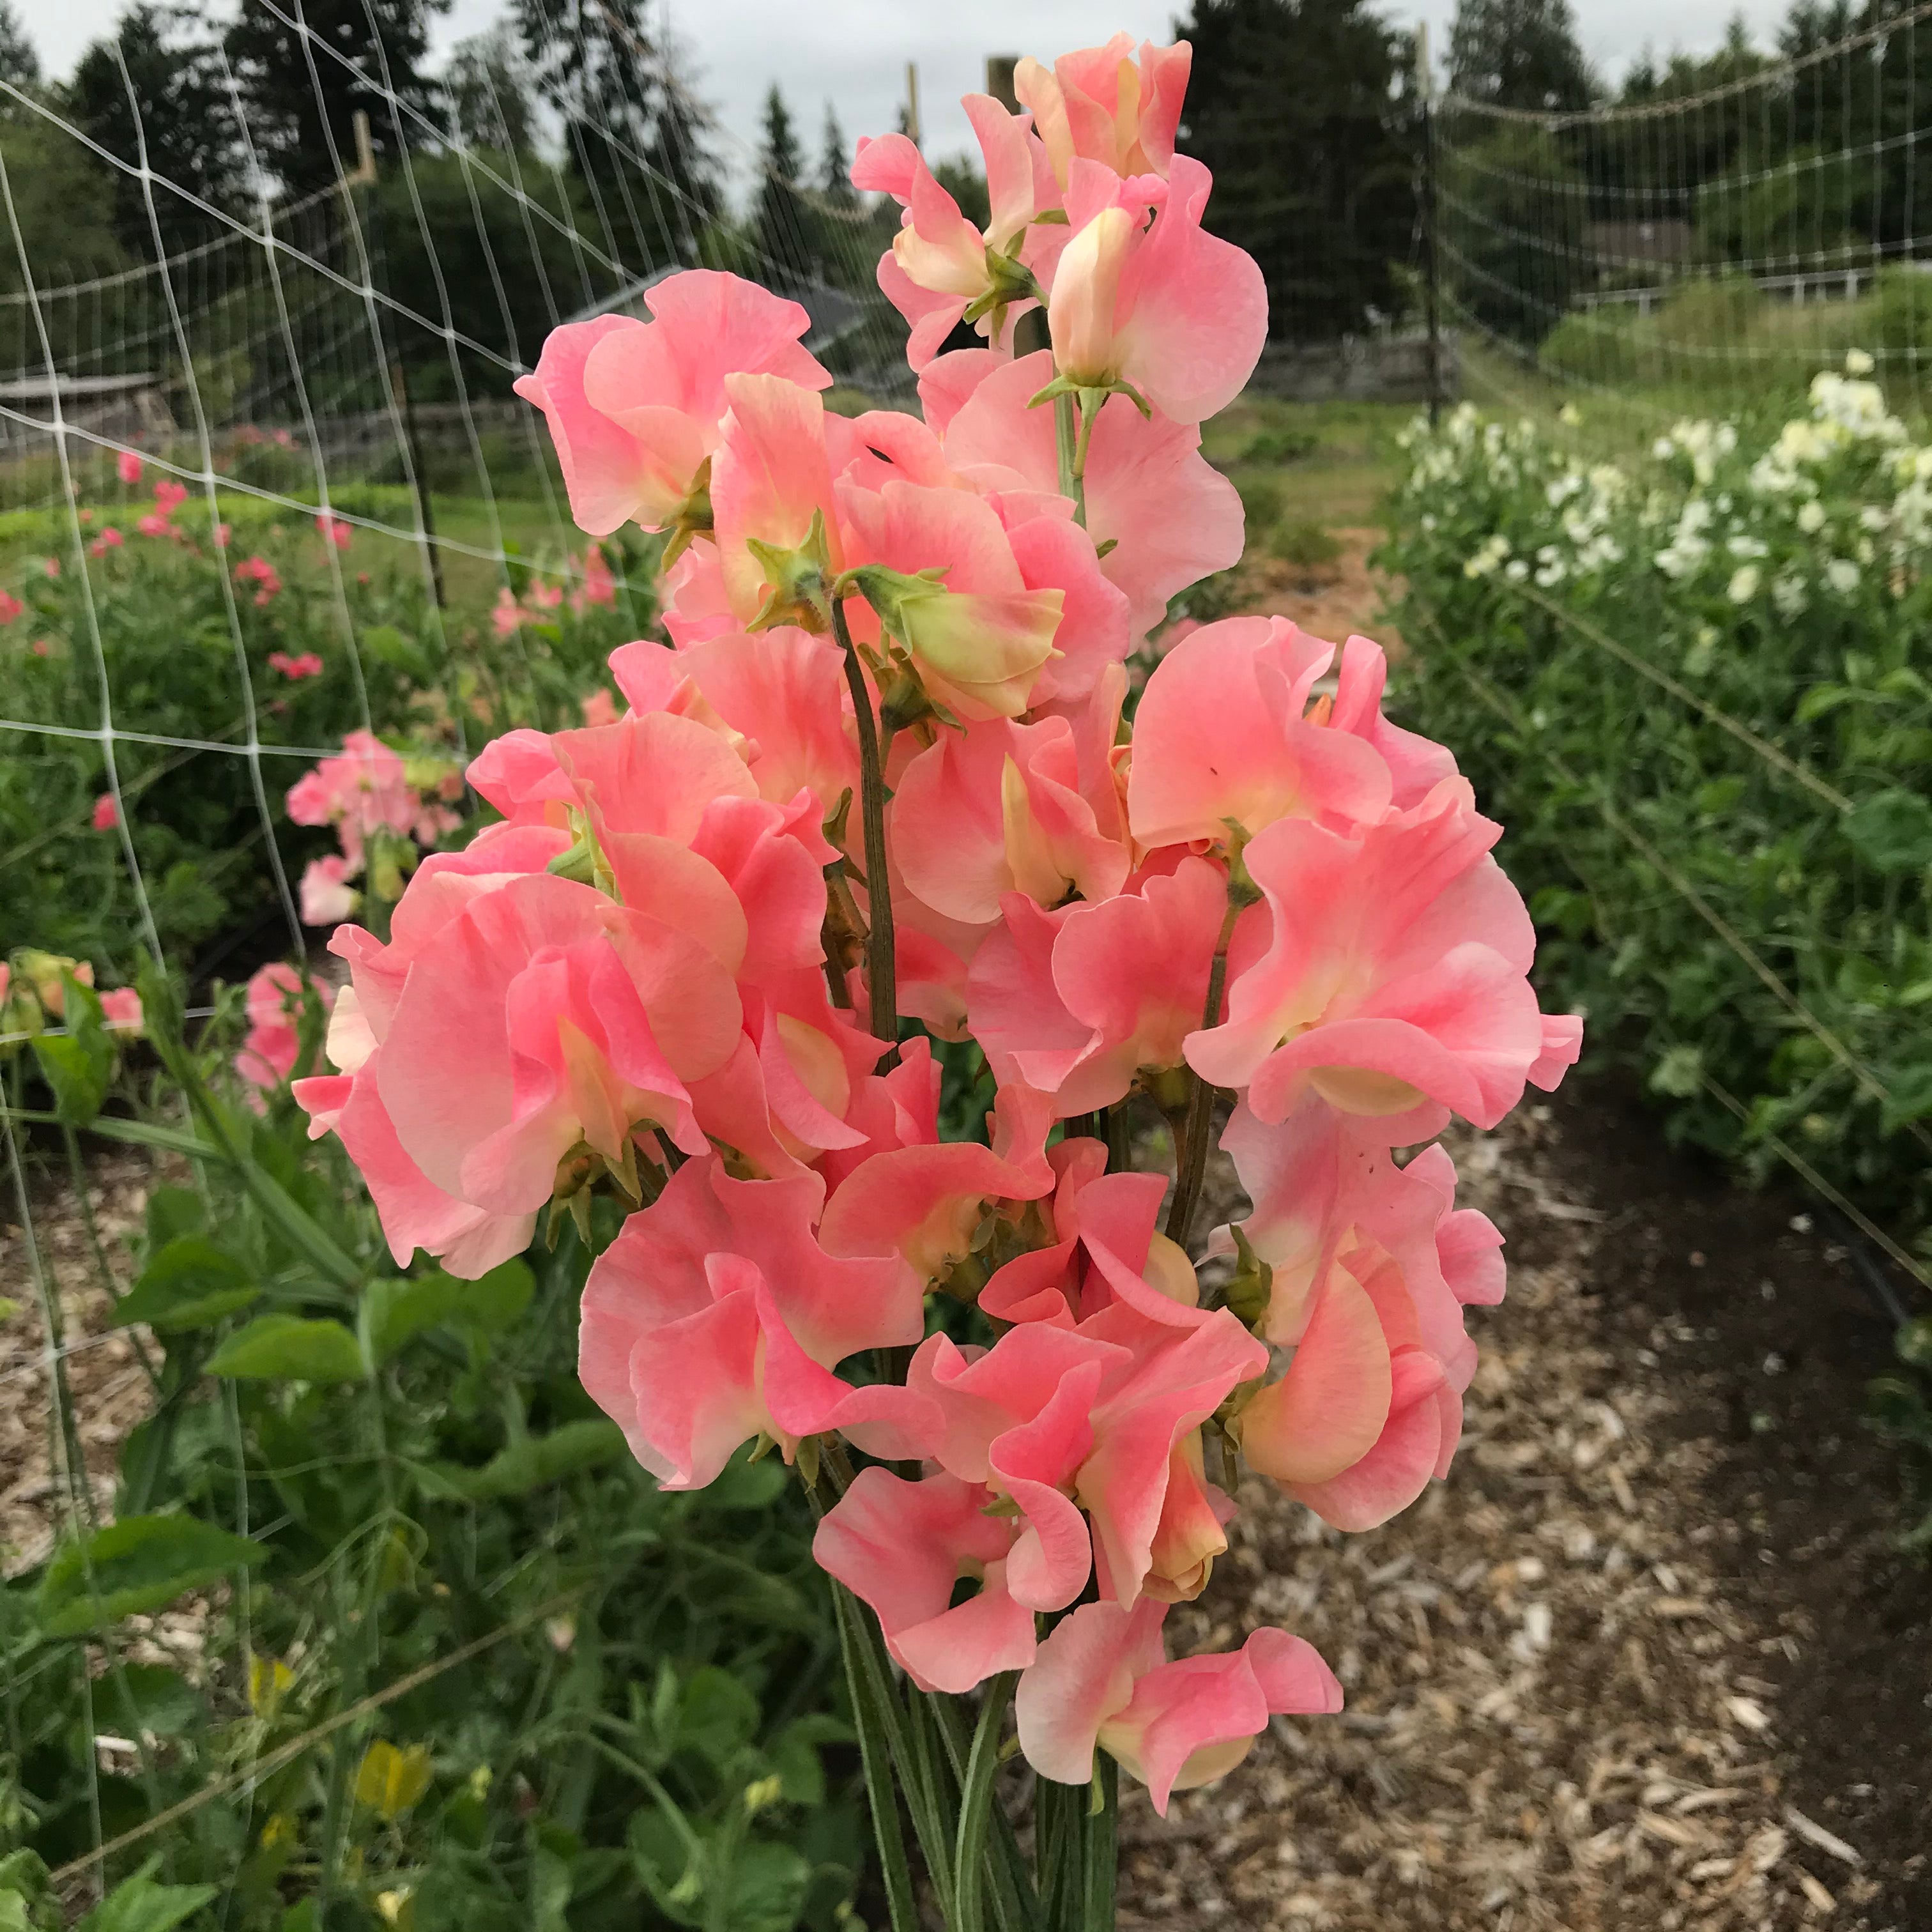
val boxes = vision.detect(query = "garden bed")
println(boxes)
[1123,1082,1929,1931]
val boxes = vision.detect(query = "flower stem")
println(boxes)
[829,598,899,1069]
[1163,900,1241,1249]
[954,1671,1020,1932]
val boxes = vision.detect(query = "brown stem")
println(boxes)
[829,597,899,1068]
[1163,901,1241,1248]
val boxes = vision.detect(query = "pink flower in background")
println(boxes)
[526,579,563,612]
[299,854,359,926]
[0,590,21,625]
[579,688,618,728]
[268,650,323,680]
[116,450,143,485]
[88,528,124,558]
[315,514,353,550]
[491,587,522,636]
[286,730,418,870]
[42,556,59,579]
[234,962,332,1092]
[137,512,175,540]
[99,988,143,1033]
[572,546,617,610]
[30,640,50,657]
[274,428,295,448]
[235,555,282,606]
[153,479,188,516]
[215,522,232,546]
[91,793,119,832]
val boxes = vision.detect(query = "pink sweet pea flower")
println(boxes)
[286,731,417,870]
[89,527,124,557]
[98,988,144,1034]
[233,961,332,1091]
[1015,1598,1340,1815]
[514,271,831,537]
[274,428,294,448]
[234,556,282,606]
[1048,157,1268,425]
[1015,35,1193,189]
[136,512,175,540]
[491,586,523,636]
[578,1155,929,1488]
[315,514,353,549]
[152,479,188,516]
[579,687,618,728]
[571,545,617,610]
[299,854,360,926]
[0,590,22,626]
[933,348,1242,642]
[1212,1096,1506,1529]
[1186,778,1582,1133]
[268,650,323,680]
[1128,615,1395,850]
[117,450,143,484]
[851,97,1062,369]
[813,1469,1039,1693]
[91,793,119,832]
[836,477,1069,721]
[42,556,59,579]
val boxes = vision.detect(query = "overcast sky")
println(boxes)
[24,0,1795,187]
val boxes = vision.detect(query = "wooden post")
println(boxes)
[985,56,1020,113]
[904,61,921,148]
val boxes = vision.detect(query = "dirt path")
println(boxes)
[1121,1085,1929,1931]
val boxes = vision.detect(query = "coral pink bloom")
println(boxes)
[814,1469,1038,1693]
[710,373,847,627]
[579,687,618,728]
[892,712,1130,930]
[117,450,143,484]
[819,1078,1056,1285]
[268,650,323,680]
[373,873,740,1218]
[89,527,125,556]
[1015,35,1192,188]
[286,731,417,870]
[136,512,174,540]
[42,556,59,579]
[152,479,188,516]
[0,589,22,626]
[578,1156,928,1487]
[1128,616,1393,851]
[837,478,1070,720]
[99,988,143,1033]
[572,545,617,610]
[316,514,353,549]
[1187,779,1582,1132]
[852,98,1061,367]
[610,627,859,813]
[298,854,359,926]
[233,961,330,1091]
[91,792,119,832]
[967,854,1230,1115]
[1216,1096,1506,1529]
[1048,157,1267,425]
[1329,632,1461,809]
[1015,1598,1340,1814]
[491,586,521,636]
[934,348,1241,643]
[514,273,831,537]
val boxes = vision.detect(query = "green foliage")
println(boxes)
[1232,473,1285,534]
[1383,378,1932,1533]
[0,999,862,1929]
[1243,427,1320,465]
[1269,519,1344,573]
[0,511,655,978]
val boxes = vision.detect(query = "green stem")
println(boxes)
[830,1588,920,1932]
[923,1691,1041,1932]
[1054,390,1078,508]
[954,1673,1019,1932]
[1163,900,1241,1248]
[1070,392,1099,526]
[828,600,898,1069]
[1083,1756,1119,1929]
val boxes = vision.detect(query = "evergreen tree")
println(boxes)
[224,0,448,196]
[0,0,38,94]
[1174,0,1415,341]
[443,24,537,154]
[819,105,857,208]
[755,84,811,284]
[1447,0,1595,113]
[67,5,242,255]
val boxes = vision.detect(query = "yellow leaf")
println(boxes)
[248,1656,293,1717]
[354,1739,433,1820]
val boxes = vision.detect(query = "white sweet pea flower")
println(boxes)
[1825,558,1860,593]
[1728,564,1761,602]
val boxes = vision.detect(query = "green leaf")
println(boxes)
[31,1003,111,1126]
[143,1186,205,1251]
[1845,788,1932,873]
[100,1664,200,1739]
[459,1258,535,1335]
[77,1864,218,1932]
[114,1238,259,1332]
[206,1314,365,1383]
[718,1842,810,1932]
[1879,1060,1932,1135]
[410,1418,625,1501]
[357,1273,464,1367]
[1896,1317,1932,1370]
[37,1515,268,1636]
[1648,1043,1704,1099]
[676,1666,760,1768]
